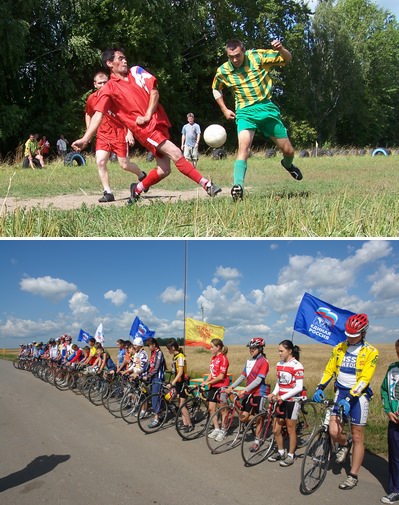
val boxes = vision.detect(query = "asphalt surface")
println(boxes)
[0,359,388,505]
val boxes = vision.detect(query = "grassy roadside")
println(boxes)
[1,154,398,237]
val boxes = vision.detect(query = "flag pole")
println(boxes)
[183,240,188,353]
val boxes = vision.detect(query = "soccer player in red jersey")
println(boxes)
[72,49,221,202]
[85,71,147,203]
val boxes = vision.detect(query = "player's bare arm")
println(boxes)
[214,93,236,121]
[125,129,135,145]
[271,39,292,63]
[72,111,104,150]
[136,88,159,126]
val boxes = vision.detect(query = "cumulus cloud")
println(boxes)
[20,275,77,302]
[368,266,399,300]
[214,266,241,280]
[0,317,68,341]
[104,289,127,306]
[68,292,98,319]
[160,286,184,303]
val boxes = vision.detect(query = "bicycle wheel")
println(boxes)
[176,397,209,440]
[206,405,242,454]
[300,428,332,494]
[137,394,168,434]
[296,401,319,449]
[120,387,142,424]
[106,382,126,417]
[89,376,107,406]
[54,369,69,391]
[241,410,275,466]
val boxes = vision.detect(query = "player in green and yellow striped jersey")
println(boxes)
[212,39,303,201]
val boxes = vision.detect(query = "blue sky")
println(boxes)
[1,239,398,348]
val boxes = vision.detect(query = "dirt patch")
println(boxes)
[0,187,230,213]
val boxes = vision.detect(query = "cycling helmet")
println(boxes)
[345,313,369,337]
[247,337,265,349]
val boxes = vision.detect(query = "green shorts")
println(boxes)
[236,100,288,139]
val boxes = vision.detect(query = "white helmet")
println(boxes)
[133,337,144,347]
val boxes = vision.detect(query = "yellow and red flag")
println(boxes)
[185,318,225,349]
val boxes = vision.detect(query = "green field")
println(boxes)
[1,153,398,237]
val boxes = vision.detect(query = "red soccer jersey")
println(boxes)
[86,91,126,144]
[209,353,230,388]
[274,358,304,400]
[94,67,171,141]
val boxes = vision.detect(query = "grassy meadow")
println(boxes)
[1,152,398,236]
[2,342,396,455]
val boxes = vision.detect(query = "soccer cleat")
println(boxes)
[268,450,287,462]
[231,184,243,201]
[207,429,221,439]
[215,429,227,442]
[205,181,222,197]
[128,182,140,204]
[281,160,303,180]
[381,493,399,504]
[280,455,295,467]
[98,191,115,203]
[335,442,351,464]
[339,475,358,490]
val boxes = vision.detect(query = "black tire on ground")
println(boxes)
[64,152,86,166]
[22,157,41,168]
[265,148,276,158]
[212,148,227,160]
[300,428,331,494]
[372,148,391,157]
[298,150,310,158]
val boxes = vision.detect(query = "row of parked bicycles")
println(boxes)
[13,356,350,494]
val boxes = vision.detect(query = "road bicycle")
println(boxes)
[300,400,352,494]
[175,385,209,440]
[137,381,180,434]
[241,397,318,466]
[88,370,115,406]
[120,378,151,424]
[205,390,251,454]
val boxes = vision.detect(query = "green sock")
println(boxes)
[282,156,294,169]
[233,159,247,187]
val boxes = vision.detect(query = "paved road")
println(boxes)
[0,360,388,505]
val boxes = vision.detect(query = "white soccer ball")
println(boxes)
[203,124,227,148]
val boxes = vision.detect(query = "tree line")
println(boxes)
[1,0,398,158]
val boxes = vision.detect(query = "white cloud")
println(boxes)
[104,288,127,306]
[160,286,184,303]
[270,243,279,250]
[214,266,241,280]
[369,266,399,300]
[20,275,77,302]
[68,292,98,319]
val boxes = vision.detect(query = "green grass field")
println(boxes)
[1,153,398,237]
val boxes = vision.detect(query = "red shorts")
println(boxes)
[96,135,129,158]
[134,123,170,156]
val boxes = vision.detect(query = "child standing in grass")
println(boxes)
[380,339,399,504]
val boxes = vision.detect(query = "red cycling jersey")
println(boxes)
[209,353,230,388]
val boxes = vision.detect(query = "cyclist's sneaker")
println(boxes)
[184,425,195,433]
[215,429,227,442]
[280,455,295,467]
[128,183,140,204]
[249,442,260,453]
[268,450,287,462]
[147,419,160,428]
[381,493,399,504]
[98,191,115,203]
[138,410,149,419]
[138,172,149,193]
[205,181,222,197]
[335,442,351,464]
[208,428,221,439]
[281,160,303,180]
[339,474,358,490]
[231,184,243,201]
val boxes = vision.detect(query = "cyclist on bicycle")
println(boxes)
[267,340,305,467]
[166,339,193,433]
[142,337,166,428]
[95,345,117,374]
[226,337,269,450]
[129,337,149,378]
[312,313,379,490]
[201,338,230,442]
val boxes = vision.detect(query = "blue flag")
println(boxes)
[293,292,355,346]
[78,329,93,343]
[129,316,155,342]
